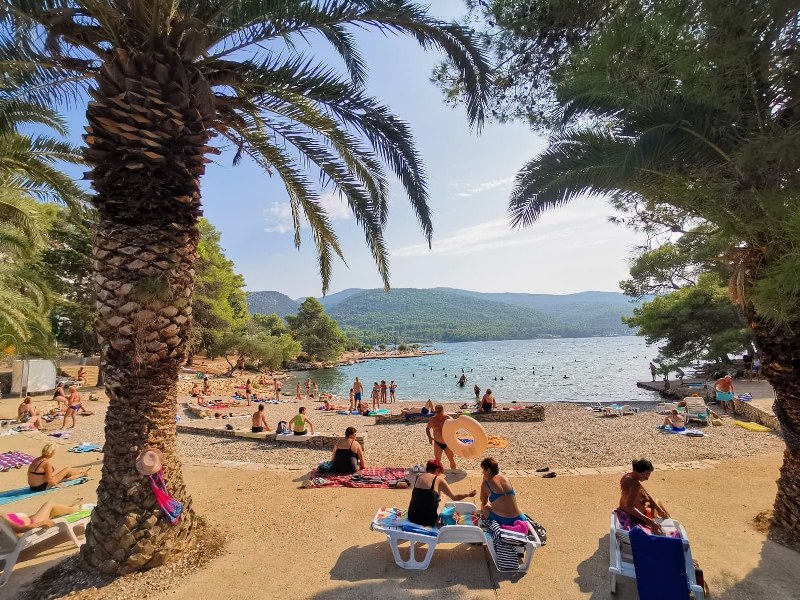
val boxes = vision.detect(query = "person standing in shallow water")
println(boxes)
[380,380,387,403]
[389,380,397,402]
[474,384,481,400]
[649,362,658,381]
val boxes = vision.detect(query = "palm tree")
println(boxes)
[0,97,86,354]
[508,74,800,548]
[1,1,489,573]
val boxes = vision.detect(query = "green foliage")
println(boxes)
[211,330,301,372]
[247,291,299,318]
[188,219,249,359]
[2,0,490,293]
[36,207,97,356]
[623,273,751,366]
[492,0,800,334]
[286,297,346,361]
[397,343,409,352]
[0,96,85,356]
[251,313,288,337]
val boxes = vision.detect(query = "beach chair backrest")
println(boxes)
[0,520,21,553]
[630,527,690,599]
[684,397,708,415]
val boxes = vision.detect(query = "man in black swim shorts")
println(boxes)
[426,404,456,469]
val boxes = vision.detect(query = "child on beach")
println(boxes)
[296,383,302,402]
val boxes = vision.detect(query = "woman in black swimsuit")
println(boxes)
[28,444,90,491]
[407,459,476,527]
[330,427,365,474]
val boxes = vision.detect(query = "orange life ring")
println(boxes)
[441,416,488,458]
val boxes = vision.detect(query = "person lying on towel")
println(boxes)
[330,427,365,474]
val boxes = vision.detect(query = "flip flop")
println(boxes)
[542,472,556,479]
[535,467,550,473]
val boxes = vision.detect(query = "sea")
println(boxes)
[284,336,663,404]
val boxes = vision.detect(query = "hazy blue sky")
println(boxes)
[58,0,645,298]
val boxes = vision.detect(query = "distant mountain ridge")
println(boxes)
[246,287,640,343]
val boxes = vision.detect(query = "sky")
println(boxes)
[56,0,646,299]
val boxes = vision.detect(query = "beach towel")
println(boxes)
[366,409,390,416]
[69,443,102,453]
[148,470,183,524]
[0,476,90,506]
[305,466,406,488]
[0,452,35,471]
[659,427,708,437]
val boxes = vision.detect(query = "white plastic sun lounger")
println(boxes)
[609,511,703,598]
[371,502,540,572]
[0,508,92,587]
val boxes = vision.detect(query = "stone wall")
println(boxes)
[374,404,545,425]
[733,400,780,431]
[176,424,367,449]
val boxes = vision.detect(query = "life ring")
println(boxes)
[441,416,488,458]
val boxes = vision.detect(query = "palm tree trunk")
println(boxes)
[750,315,800,552]
[80,47,213,574]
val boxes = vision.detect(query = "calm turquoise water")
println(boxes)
[285,336,661,404]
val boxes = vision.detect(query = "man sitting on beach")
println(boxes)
[481,389,496,413]
[426,405,456,470]
[659,409,686,432]
[618,458,671,535]
[251,405,272,433]
[714,375,735,412]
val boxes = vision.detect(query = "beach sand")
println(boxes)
[1,386,796,598]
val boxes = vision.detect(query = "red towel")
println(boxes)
[308,466,406,488]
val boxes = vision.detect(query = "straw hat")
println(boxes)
[135,448,164,476]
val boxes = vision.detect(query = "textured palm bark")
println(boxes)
[80,46,214,574]
[748,311,800,551]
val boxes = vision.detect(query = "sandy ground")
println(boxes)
[0,376,795,598]
[1,433,797,599]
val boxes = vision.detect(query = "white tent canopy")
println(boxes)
[11,359,57,394]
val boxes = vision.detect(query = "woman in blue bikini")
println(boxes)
[479,457,526,526]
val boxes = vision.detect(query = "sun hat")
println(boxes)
[135,448,164,476]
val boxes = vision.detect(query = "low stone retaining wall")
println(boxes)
[733,400,780,432]
[177,424,367,449]
[374,404,545,425]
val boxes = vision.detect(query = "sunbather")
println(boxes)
[330,427,365,474]
[18,396,45,429]
[407,459,476,527]
[480,458,526,526]
[2,500,86,533]
[62,386,90,429]
[400,399,435,417]
[28,444,90,492]
[618,458,670,535]
[289,407,314,435]
[660,410,686,432]
[251,405,272,433]
[191,382,202,397]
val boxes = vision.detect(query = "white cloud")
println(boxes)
[263,202,295,234]
[449,176,515,198]
[263,192,351,234]
[392,203,612,259]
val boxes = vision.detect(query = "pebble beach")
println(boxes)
[8,371,780,475]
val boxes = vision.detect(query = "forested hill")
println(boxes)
[246,287,640,343]
[246,291,299,317]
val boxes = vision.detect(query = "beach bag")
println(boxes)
[276,420,288,434]
[526,516,548,546]
[317,460,333,474]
